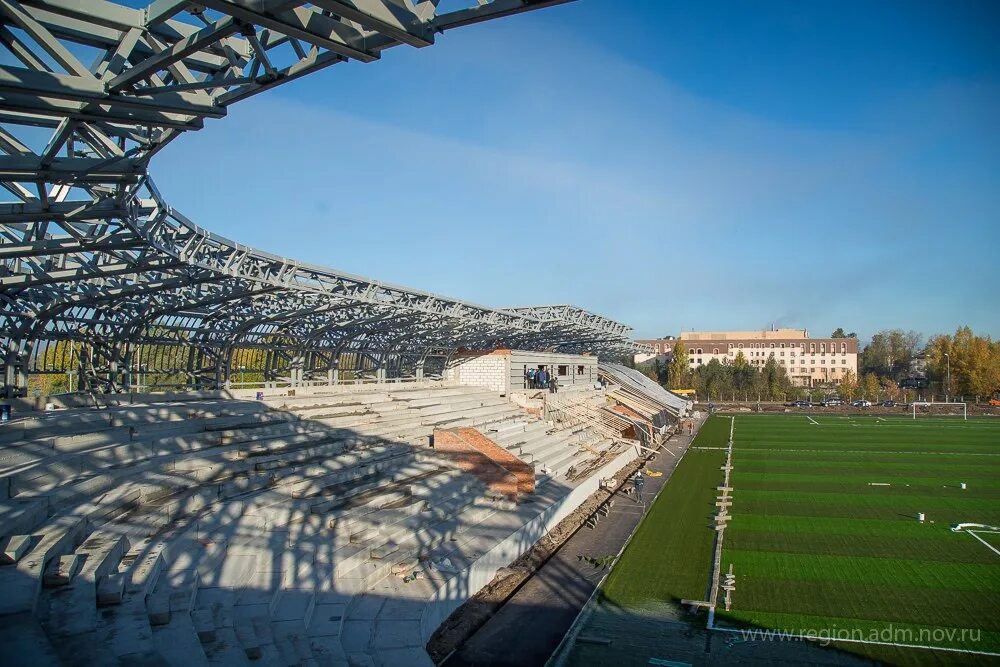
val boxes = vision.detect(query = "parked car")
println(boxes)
[851,400,872,408]
[821,399,842,407]
[788,400,809,407]
[989,399,1000,407]
[881,400,897,408]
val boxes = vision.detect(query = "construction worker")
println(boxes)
[632,470,644,503]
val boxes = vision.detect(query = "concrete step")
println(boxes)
[401,390,498,408]
[415,396,507,417]
[306,458,439,516]
[45,531,129,638]
[0,514,87,616]
[519,433,577,464]
[0,497,49,536]
[541,446,585,478]
[151,612,211,667]
[147,538,229,626]
[286,449,415,500]
[333,477,487,582]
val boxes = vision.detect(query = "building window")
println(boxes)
[770,343,775,348]
[841,342,847,353]
[780,351,785,356]
[728,343,733,349]
[558,365,568,376]
[689,349,695,355]
[713,348,719,354]
[738,343,743,349]
[577,365,585,375]
[697,348,703,354]
[810,343,816,352]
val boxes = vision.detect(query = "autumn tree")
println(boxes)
[926,327,1000,398]
[831,328,858,339]
[839,369,858,400]
[696,358,733,400]
[880,376,899,401]
[861,372,880,400]
[667,340,690,390]
[860,329,923,379]
[731,350,756,392]
[761,353,791,399]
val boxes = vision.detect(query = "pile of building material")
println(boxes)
[598,363,692,421]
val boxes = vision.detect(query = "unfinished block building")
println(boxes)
[0,1,689,665]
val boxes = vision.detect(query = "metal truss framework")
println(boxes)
[0,0,650,397]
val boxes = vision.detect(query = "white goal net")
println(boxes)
[912,401,967,420]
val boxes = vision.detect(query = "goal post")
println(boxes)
[912,401,967,420]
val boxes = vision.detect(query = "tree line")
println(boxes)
[637,325,999,402]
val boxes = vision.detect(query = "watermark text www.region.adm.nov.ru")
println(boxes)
[736,625,982,648]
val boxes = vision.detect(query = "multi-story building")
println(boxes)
[633,336,676,364]
[636,329,859,387]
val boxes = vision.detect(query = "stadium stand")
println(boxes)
[0,380,660,665]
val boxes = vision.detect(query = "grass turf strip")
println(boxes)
[722,414,1000,655]
[600,418,728,609]
[731,471,1000,489]
[728,514,974,537]
[735,458,1000,476]
[725,577,1000,636]
[725,530,997,564]
[725,549,1000,593]
[716,608,1000,654]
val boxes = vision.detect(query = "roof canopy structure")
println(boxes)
[0,0,650,396]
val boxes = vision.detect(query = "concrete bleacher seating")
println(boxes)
[0,382,641,666]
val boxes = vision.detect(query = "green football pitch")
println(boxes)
[594,413,1000,666]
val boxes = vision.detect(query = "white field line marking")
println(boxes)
[708,624,1000,658]
[806,416,819,425]
[706,417,736,627]
[691,447,729,450]
[967,530,1000,557]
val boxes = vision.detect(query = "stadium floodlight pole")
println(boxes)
[944,353,951,403]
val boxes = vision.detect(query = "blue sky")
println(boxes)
[152,0,1000,342]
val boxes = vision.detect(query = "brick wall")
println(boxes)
[445,351,508,393]
[432,427,534,499]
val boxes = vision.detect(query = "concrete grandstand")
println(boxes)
[0,1,689,665]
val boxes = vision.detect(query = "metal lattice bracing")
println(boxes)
[0,0,650,397]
